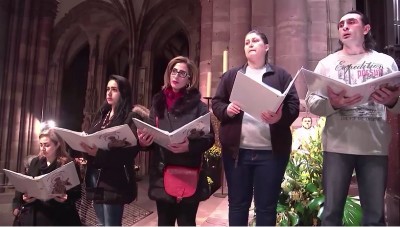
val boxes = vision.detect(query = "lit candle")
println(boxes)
[206,72,212,97]
[223,49,228,73]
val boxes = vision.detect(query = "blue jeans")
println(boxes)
[321,151,387,226]
[223,149,289,226]
[93,203,124,226]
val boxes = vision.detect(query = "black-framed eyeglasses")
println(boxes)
[171,68,190,78]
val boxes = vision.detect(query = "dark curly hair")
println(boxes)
[337,10,376,52]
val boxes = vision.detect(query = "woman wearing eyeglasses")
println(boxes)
[137,56,215,226]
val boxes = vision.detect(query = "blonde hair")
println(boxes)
[162,56,199,91]
[39,129,72,166]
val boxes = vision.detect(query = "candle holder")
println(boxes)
[203,96,212,109]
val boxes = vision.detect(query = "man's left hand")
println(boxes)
[371,86,400,108]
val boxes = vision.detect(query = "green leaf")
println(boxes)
[288,211,300,226]
[294,202,305,214]
[279,214,289,226]
[277,203,289,213]
[317,206,324,219]
[343,197,362,226]
[308,195,325,211]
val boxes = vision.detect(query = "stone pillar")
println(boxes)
[0,0,58,179]
[199,0,213,103]
[33,0,58,147]
[82,34,101,129]
[211,0,229,96]
[340,0,356,14]
[0,0,11,192]
[228,0,251,68]
[275,0,308,99]
[326,0,340,53]
[307,0,328,70]
[0,1,10,83]
[251,0,275,63]
[326,0,356,53]
[0,0,33,176]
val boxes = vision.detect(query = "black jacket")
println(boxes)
[84,111,140,204]
[212,63,299,159]
[13,157,82,226]
[147,88,215,203]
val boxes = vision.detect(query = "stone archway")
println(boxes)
[48,0,126,129]
[151,23,190,95]
[59,43,90,131]
[134,0,200,106]
[47,25,89,121]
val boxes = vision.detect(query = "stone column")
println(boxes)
[307,0,329,70]
[228,0,251,68]
[82,34,101,130]
[0,0,10,85]
[0,0,33,175]
[0,0,58,178]
[211,0,229,96]
[325,0,355,54]
[251,0,275,63]
[0,0,11,191]
[32,0,58,146]
[340,0,356,14]
[199,0,213,103]
[275,0,308,99]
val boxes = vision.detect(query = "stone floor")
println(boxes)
[0,176,231,226]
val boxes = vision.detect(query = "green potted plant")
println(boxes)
[250,117,362,226]
[203,144,222,193]
[276,117,362,226]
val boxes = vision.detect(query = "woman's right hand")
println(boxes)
[226,103,241,117]
[13,208,20,216]
[137,129,154,147]
[22,193,36,203]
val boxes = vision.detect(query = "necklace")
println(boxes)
[101,111,113,129]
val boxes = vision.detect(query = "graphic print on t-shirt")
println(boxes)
[332,56,386,121]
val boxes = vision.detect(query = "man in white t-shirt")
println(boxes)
[306,10,400,225]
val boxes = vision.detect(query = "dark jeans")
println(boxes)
[322,151,388,226]
[93,203,124,226]
[223,149,289,226]
[156,200,199,226]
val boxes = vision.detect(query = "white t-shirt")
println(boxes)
[306,50,399,155]
[240,66,272,150]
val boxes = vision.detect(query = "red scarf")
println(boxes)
[163,87,184,111]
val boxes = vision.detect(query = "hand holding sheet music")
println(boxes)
[3,161,80,201]
[229,70,300,121]
[301,68,400,106]
[53,124,137,152]
[133,113,211,149]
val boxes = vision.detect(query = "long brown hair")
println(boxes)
[39,129,72,166]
